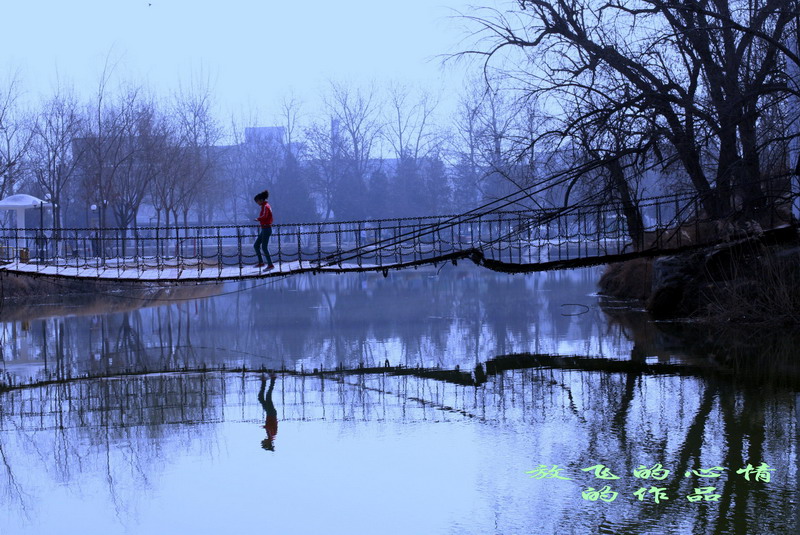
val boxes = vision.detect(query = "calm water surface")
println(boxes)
[0,265,797,534]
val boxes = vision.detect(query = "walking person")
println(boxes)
[253,190,274,269]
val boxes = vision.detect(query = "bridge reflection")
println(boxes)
[0,359,795,534]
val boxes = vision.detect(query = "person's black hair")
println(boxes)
[253,190,270,203]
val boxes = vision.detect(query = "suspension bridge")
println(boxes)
[0,191,795,282]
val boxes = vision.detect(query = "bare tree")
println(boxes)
[466,0,800,222]
[382,82,451,216]
[0,73,33,202]
[77,67,142,230]
[322,81,383,219]
[449,76,535,210]
[171,78,222,226]
[109,95,170,231]
[223,113,285,224]
[279,92,303,154]
[148,117,184,229]
[474,82,522,202]
[275,94,317,222]
[29,85,85,228]
[385,82,440,161]
[449,82,484,210]
[325,81,383,181]
[304,118,342,220]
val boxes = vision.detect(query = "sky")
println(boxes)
[0,0,498,124]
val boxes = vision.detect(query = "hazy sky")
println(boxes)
[1,0,495,121]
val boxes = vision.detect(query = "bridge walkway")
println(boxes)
[0,191,793,281]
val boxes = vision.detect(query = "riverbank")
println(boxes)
[599,226,800,323]
[0,271,222,320]
[599,297,800,386]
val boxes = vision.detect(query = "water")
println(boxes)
[0,265,797,534]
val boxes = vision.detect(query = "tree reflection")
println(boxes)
[0,268,796,533]
[2,268,630,389]
[0,364,795,534]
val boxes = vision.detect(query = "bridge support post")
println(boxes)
[297,225,302,269]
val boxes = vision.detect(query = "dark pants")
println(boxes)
[258,376,277,417]
[254,226,273,265]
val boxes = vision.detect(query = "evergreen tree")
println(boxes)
[393,156,423,217]
[273,153,317,223]
[421,156,451,215]
[332,171,368,220]
[367,169,390,219]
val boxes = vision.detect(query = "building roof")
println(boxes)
[0,194,52,209]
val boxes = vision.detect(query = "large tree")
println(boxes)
[468,0,800,223]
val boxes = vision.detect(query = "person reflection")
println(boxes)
[258,374,279,451]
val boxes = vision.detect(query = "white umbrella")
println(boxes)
[0,193,52,234]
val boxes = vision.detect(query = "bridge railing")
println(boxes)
[0,210,568,273]
[0,191,792,278]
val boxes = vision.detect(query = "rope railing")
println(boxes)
[0,188,795,281]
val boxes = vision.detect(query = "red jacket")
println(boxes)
[264,415,278,440]
[256,202,273,227]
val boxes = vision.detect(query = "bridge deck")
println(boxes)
[0,258,412,281]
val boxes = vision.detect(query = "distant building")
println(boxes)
[245,126,286,145]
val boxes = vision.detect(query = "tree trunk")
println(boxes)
[608,159,646,250]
